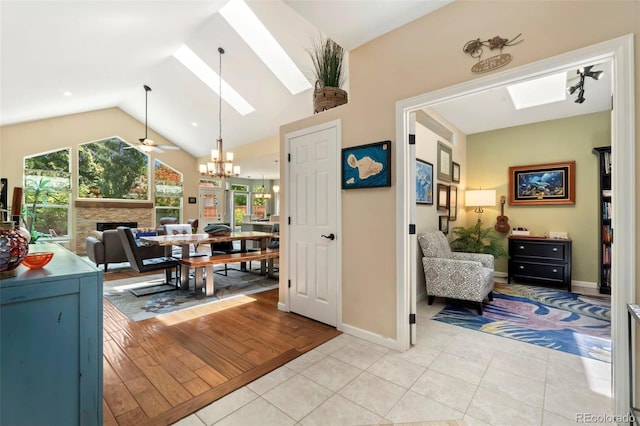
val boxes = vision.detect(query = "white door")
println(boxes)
[288,124,339,327]
[199,187,224,229]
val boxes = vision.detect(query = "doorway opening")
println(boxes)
[396,35,635,416]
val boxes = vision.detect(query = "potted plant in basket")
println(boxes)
[308,36,348,113]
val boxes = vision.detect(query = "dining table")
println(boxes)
[140,231,274,290]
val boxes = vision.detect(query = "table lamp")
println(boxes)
[465,189,496,223]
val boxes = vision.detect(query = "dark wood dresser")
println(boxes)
[508,236,572,291]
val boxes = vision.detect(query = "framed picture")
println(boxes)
[509,161,576,205]
[437,141,452,182]
[415,159,433,204]
[342,140,391,189]
[452,162,460,183]
[437,183,449,211]
[449,185,457,221]
[439,215,449,234]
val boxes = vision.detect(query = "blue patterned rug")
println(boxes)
[431,283,611,362]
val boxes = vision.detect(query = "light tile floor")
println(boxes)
[173,290,613,426]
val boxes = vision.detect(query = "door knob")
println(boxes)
[321,233,335,241]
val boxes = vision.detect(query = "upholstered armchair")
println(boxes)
[417,230,494,315]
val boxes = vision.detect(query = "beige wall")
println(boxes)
[415,110,469,297]
[467,111,610,282]
[0,107,200,250]
[280,1,639,341]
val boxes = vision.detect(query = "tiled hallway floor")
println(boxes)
[173,296,613,426]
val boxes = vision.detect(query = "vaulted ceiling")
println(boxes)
[0,0,449,176]
[1,1,611,179]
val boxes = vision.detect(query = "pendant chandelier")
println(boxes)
[254,175,271,199]
[199,47,240,178]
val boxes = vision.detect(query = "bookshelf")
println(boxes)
[593,146,612,294]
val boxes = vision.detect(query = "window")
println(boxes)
[78,137,148,199]
[154,160,183,224]
[24,149,71,238]
[252,184,267,219]
[231,184,248,227]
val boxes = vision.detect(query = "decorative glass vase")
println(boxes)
[0,221,30,277]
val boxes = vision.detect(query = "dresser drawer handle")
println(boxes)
[519,246,525,250]
[519,265,525,269]
[552,269,558,273]
[552,248,558,252]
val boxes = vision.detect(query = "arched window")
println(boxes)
[78,136,149,200]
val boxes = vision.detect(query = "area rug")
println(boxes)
[431,283,611,362]
[104,266,278,322]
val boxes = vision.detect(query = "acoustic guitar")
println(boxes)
[495,195,510,233]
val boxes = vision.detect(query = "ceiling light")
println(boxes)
[506,72,567,110]
[63,91,72,97]
[567,65,603,104]
[191,122,198,127]
[254,175,271,199]
[198,47,240,179]
[220,0,312,95]
[173,44,255,116]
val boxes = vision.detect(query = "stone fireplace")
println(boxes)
[74,200,154,255]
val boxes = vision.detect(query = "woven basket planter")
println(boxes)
[313,86,348,114]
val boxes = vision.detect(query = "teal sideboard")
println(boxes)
[1,243,103,426]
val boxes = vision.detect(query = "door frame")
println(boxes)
[395,35,635,416]
[281,119,343,330]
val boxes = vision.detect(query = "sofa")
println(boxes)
[86,227,165,272]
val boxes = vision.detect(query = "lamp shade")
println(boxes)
[465,189,496,207]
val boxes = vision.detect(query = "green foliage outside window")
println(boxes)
[154,160,182,224]
[78,137,148,199]
[24,149,71,239]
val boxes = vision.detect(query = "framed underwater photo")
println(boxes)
[509,161,575,205]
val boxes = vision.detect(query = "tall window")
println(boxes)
[155,160,182,224]
[78,137,148,199]
[24,149,71,238]
[252,184,267,219]
[231,184,248,227]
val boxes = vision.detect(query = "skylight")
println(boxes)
[220,0,312,95]
[506,72,567,110]
[172,44,255,116]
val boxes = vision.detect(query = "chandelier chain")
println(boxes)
[218,47,223,142]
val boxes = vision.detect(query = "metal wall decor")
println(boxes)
[463,34,523,74]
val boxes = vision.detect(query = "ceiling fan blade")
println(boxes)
[158,145,180,150]
[153,146,164,153]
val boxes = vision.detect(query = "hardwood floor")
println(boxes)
[102,280,340,426]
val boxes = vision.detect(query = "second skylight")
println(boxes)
[220,0,312,95]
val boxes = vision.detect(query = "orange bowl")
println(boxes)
[22,252,54,269]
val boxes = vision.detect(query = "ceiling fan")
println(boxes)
[133,85,180,153]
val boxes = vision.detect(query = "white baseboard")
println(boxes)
[495,271,507,278]
[339,323,401,351]
[572,280,597,290]
[277,302,288,312]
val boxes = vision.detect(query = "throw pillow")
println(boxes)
[135,231,157,246]
[87,230,103,241]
